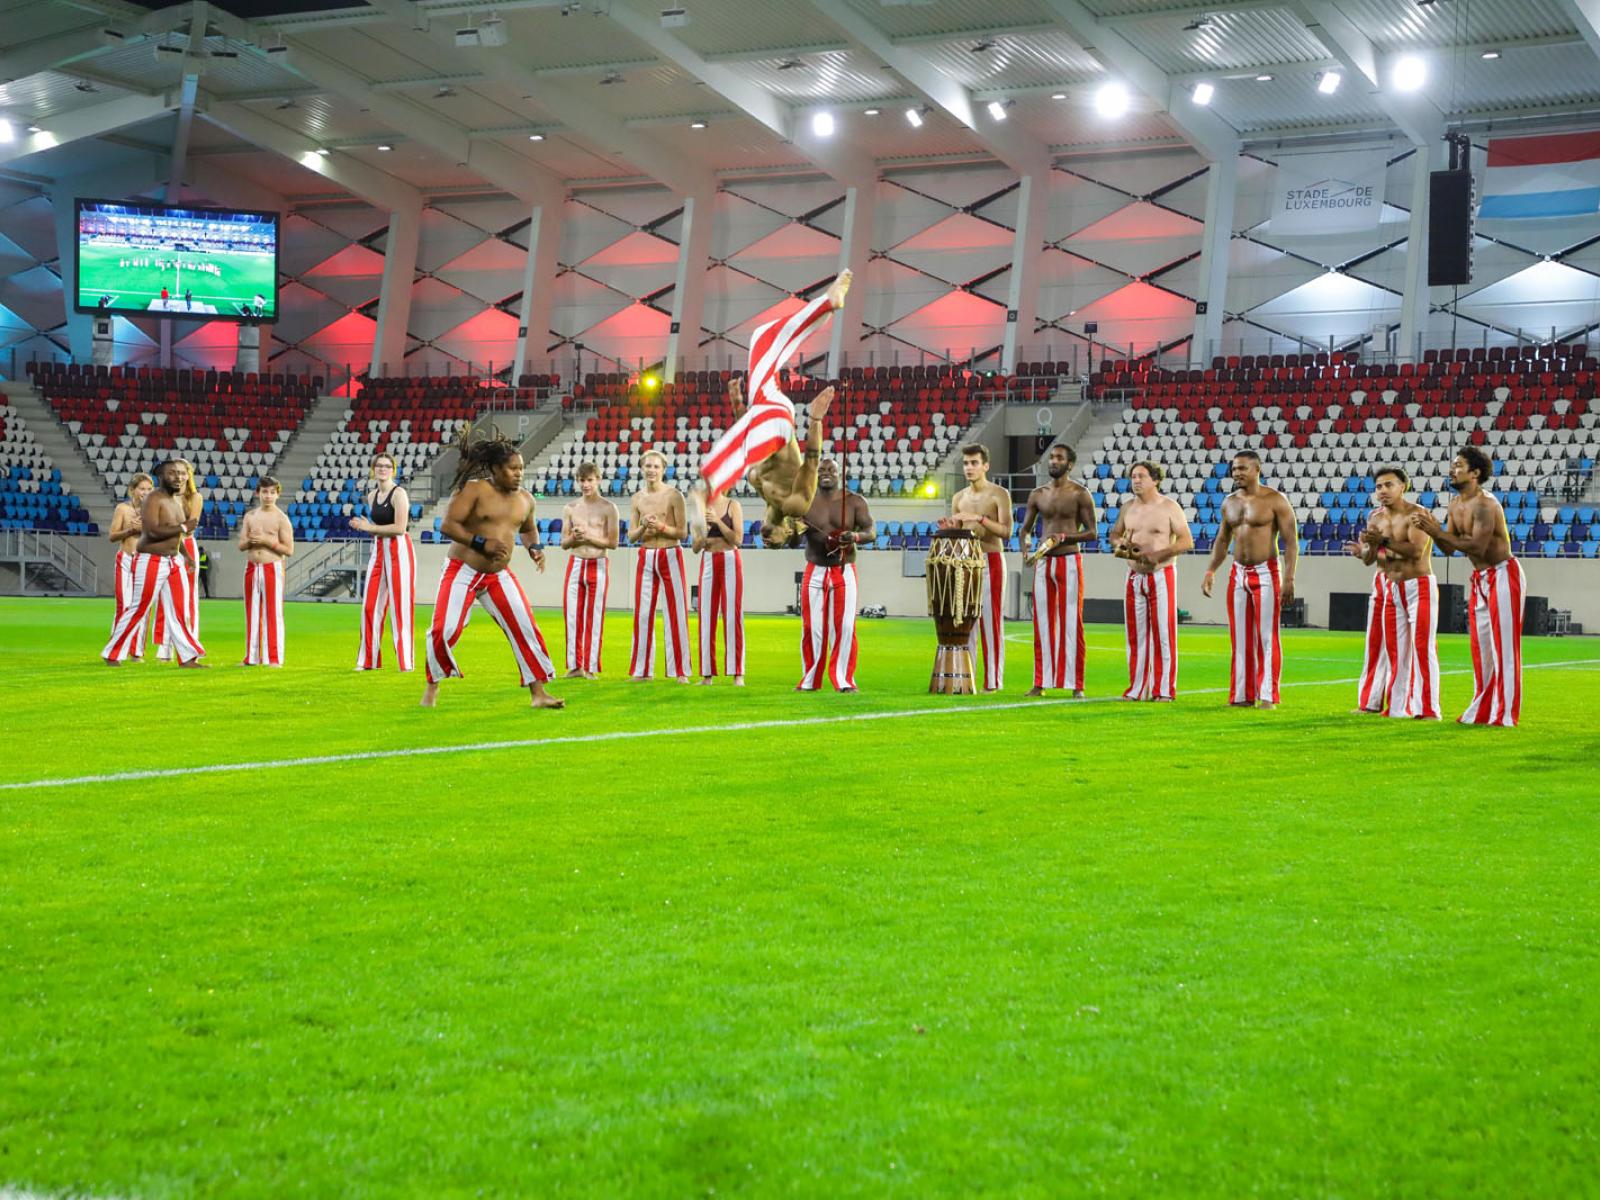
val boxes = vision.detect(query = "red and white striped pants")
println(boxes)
[153,534,199,656]
[1356,574,1441,719]
[697,549,746,678]
[1460,558,1524,727]
[425,559,555,687]
[964,550,1006,690]
[630,547,689,679]
[798,561,858,691]
[1123,564,1178,700]
[563,555,609,674]
[112,550,147,660]
[356,534,416,671]
[103,553,204,664]
[1226,559,1283,705]
[243,559,285,666]
[1032,554,1085,692]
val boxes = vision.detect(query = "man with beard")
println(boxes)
[1345,465,1439,720]
[102,460,207,667]
[1107,461,1193,701]
[1018,443,1096,697]
[1201,450,1299,709]
[1408,446,1523,727]
[779,457,875,692]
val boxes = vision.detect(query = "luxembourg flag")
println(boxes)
[1479,130,1600,220]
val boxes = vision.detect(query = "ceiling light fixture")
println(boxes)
[1255,73,1274,82]
[1051,91,1067,100]
[971,39,996,53]
[1318,70,1341,94]
[528,132,545,141]
[689,120,706,129]
[811,110,835,137]
[27,123,43,134]
[1480,49,1501,60]
[863,107,880,116]
[1094,81,1130,118]
[377,143,393,151]
[1191,81,1214,105]
[316,148,330,157]
[986,99,1008,122]
[776,58,805,71]
[905,106,924,128]
[1392,54,1426,91]
[1182,16,1216,31]
[0,120,13,145]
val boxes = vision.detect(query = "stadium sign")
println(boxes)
[1269,151,1388,235]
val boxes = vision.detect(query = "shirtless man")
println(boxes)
[560,462,619,679]
[1019,443,1096,697]
[107,473,154,660]
[1201,451,1299,709]
[422,432,562,710]
[101,460,206,667]
[1408,446,1523,726]
[946,443,1014,692]
[785,458,875,692]
[629,450,690,681]
[237,476,295,667]
[1107,461,1193,701]
[1344,465,1439,720]
[691,269,852,543]
[694,487,746,685]
[154,458,205,660]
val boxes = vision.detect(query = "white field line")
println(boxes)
[4,660,1598,794]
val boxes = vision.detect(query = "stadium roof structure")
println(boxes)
[2,0,1600,202]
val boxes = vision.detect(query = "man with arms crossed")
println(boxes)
[1019,443,1096,698]
[560,462,619,679]
[947,443,1013,691]
[1107,462,1193,701]
[784,458,875,692]
[629,450,690,682]
[1408,446,1523,727]
[693,486,745,686]
[102,460,206,668]
[1202,451,1299,709]
[423,432,563,710]
[1344,465,1439,720]
[107,473,154,660]
[237,476,295,667]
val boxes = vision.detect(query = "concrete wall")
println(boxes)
[55,533,1600,632]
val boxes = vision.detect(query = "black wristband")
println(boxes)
[471,534,487,551]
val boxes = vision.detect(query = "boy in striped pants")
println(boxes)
[237,476,295,667]
[629,450,690,681]
[560,462,619,679]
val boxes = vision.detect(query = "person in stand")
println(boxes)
[1107,461,1193,701]
[693,485,745,686]
[238,477,295,667]
[196,544,211,598]
[1201,450,1299,709]
[1408,446,1523,727]
[560,462,619,679]
[946,443,1013,692]
[154,458,204,662]
[1019,443,1096,698]
[350,452,416,672]
[628,450,690,682]
[102,460,206,667]
[1345,465,1440,720]
[107,473,154,661]
[781,457,875,693]
[422,428,563,710]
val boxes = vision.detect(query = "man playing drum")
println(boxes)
[1019,442,1096,697]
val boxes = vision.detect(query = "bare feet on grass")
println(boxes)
[421,682,439,707]
[529,683,565,709]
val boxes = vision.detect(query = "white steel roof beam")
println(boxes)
[809,0,1050,176]
[1036,0,1241,162]
[0,91,173,166]
[1555,0,1600,64]
[1284,0,1445,147]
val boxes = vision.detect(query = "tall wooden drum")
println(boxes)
[925,529,985,694]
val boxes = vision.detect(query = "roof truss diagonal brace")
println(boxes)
[1035,0,1240,162]
[808,0,1050,177]
[1284,0,1445,147]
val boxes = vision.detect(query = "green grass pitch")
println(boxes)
[76,242,277,317]
[2,596,1597,1198]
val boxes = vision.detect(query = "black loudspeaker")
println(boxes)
[1523,595,1550,637]
[1329,591,1369,631]
[1429,169,1474,286]
[1438,582,1467,634]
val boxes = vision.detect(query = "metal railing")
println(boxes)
[0,529,99,594]
[285,538,366,599]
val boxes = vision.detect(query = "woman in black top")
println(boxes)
[350,452,416,670]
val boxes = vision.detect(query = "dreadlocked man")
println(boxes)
[421,424,564,710]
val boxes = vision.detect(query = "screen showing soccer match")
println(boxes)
[74,199,279,321]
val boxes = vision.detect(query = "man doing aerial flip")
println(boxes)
[690,270,853,549]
